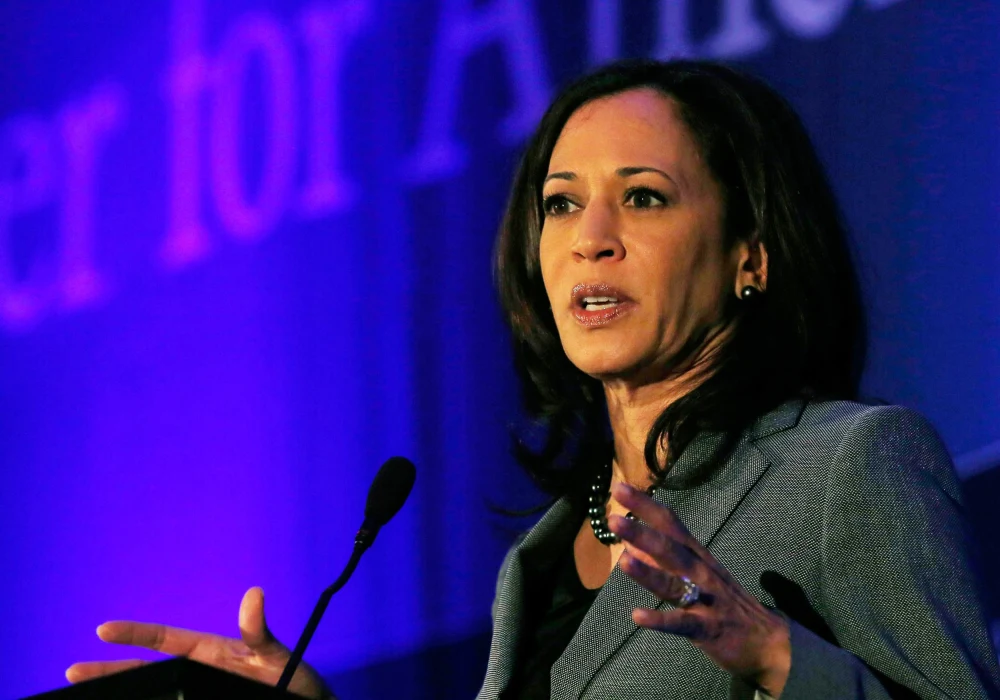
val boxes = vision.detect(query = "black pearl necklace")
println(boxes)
[588,462,654,546]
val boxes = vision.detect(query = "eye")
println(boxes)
[542,194,580,217]
[624,186,667,209]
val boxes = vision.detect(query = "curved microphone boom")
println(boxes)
[276,457,416,692]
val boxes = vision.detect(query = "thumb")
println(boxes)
[238,587,284,654]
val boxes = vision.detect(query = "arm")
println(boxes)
[781,405,1000,699]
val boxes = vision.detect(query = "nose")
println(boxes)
[571,200,626,263]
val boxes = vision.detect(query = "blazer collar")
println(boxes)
[748,397,805,442]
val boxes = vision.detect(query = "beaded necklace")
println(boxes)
[587,461,655,545]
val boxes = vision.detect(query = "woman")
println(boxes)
[67,60,1000,699]
[480,60,1000,699]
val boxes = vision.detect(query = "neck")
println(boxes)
[604,377,689,488]
[603,324,731,487]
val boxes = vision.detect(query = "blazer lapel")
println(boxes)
[553,399,806,699]
[479,497,579,698]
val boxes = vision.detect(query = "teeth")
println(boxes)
[585,302,618,311]
[582,296,618,304]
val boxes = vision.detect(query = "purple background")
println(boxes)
[0,1,998,697]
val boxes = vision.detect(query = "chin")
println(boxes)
[563,346,645,380]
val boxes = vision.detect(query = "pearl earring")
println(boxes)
[740,286,759,300]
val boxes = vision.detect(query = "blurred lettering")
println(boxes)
[0,85,126,330]
[161,0,367,266]
[1,0,911,330]
[771,0,853,38]
[595,0,901,61]
[0,117,58,329]
[589,0,771,63]
[162,0,213,267]
[298,1,368,217]
[587,0,621,65]
[654,0,696,59]
[58,84,126,309]
[703,0,772,57]
[210,13,298,241]
[406,0,550,182]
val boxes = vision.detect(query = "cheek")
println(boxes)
[678,243,734,319]
[638,232,730,321]
[538,232,560,305]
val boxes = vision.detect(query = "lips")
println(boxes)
[570,283,636,327]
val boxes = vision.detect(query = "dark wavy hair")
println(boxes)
[494,60,866,498]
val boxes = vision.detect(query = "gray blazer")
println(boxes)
[478,400,1000,699]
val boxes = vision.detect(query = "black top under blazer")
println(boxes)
[477,400,1000,699]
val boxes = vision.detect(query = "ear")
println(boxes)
[733,237,768,298]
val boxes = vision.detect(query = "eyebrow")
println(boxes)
[543,171,575,184]
[543,166,677,186]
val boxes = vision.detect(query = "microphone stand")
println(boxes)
[275,526,377,692]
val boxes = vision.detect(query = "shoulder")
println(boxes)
[752,400,960,500]
[767,398,943,445]
[754,399,949,464]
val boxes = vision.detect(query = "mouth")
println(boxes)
[570,284,635,326]
[580,295,620,311]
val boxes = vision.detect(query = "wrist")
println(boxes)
[753,613,791,698]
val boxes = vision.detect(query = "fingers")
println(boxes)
[608,486,720,614]
[97,621,206,657]
[609,513,698,573]
[611,483,705,554]
[239,587,283,655]
[618,549,709,606]
[610,485,792,693]
[66,659,148,684]
[632,607,707,639]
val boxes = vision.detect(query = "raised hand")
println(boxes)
[65,587,332,699]
[608,482,791,698]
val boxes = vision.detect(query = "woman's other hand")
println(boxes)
[65,587,332,699]
[609,483,791,698]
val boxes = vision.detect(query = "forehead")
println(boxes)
[548,88,703,178]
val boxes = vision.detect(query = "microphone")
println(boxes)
[358,455,418,547]
[276,456,416,692]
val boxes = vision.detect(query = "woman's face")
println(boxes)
[539,88,744,384]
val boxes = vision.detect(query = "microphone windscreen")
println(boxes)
[364,456,416,529]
